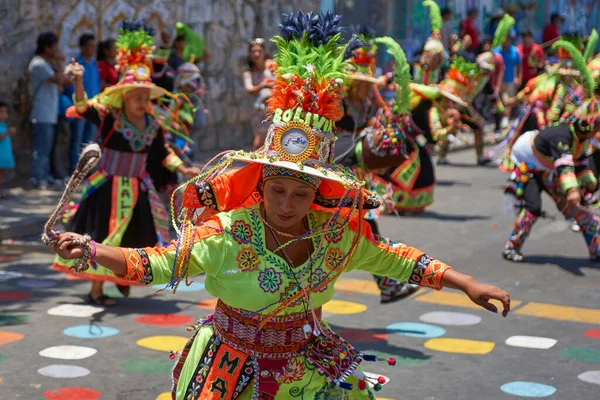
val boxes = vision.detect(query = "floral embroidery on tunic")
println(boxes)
[236,247,260,272]
[258,267,283,293]
[231,220,253,244]
[279,358,305,384]
[324,225,343,243]
[325,247,344,271]
[310,268,328,292]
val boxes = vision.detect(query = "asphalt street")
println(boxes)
[1,148,600,399]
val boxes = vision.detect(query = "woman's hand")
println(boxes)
[464,281,511,317]
[65,59,85,82]
[50,232,88,259]
[181,166,201,179]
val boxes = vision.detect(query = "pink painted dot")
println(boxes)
[0,291,31,301]
[336,328,387,343]
[584,330,600,340]
[44,387,102,400]
[135,314,196,327]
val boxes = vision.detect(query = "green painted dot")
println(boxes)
[361,349,431,366]
[0,314,29,326]
[0,354,6,363]
[558,347,600,363]
[121,358,174,374]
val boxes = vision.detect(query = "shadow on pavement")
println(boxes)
[436,179,472,187]
[524,255,600,276]
[415,211,491,222]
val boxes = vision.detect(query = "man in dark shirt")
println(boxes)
[503,101,600,262]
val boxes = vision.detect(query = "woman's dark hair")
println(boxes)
[79,33,95,48]
[247,39,270,70]
[479,36,493,53]
[35,32,58,56]
[97,39,116,61]
[0,100,8,109]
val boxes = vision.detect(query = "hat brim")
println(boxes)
[99,82,167,101]
[348,73,383,84]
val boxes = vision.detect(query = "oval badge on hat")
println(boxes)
[273,121,316,163]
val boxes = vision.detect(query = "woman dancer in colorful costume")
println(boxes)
[503,40,600,263]
[48,12,511,399]
[52,23,198,305]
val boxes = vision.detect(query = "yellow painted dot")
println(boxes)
[322,300,368,315]
[156,393,171,400]
[424,338,495,355]
[136,335,189,353]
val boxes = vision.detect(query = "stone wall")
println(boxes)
[0,0,319,178]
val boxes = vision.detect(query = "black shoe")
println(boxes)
[590,254,600,262]
[380,283,419,304]
[477,157,493,166]
[503,249,524,262]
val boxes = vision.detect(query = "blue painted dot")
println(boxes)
[500,381,557,398]
[63,325,120,339]
[386,322,446,338]
[152,282,205,292]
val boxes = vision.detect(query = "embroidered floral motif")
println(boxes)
[231,220,253,244]
[310,268,328,292]
[325,247,344,271]
[279,358,305,384]
[236,247,260,272]
[325,225,343,243]
[258,267,283,293]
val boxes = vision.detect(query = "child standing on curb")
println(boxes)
[0,101,16,198]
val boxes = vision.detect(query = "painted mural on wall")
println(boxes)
[0,0,318,176]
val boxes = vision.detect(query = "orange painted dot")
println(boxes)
[0,332,24,346]
[197,298,218,310]
[0,291,31,301]
[44,387,102,400]
[584,330,600,340]
[135,314,196,327]
[336,328,387,343]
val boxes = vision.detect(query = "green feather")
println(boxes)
[552,40,596,96]
[492,14,515,48]
[451,56,479,77]
[422,1,442,32]
[176,22,205,62]
[584,29,599,62]
[375,36,411,113]
[116,28,153,52]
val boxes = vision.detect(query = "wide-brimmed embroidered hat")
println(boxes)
[183,11,380,211]
[436,56,490,104]
[346,25,380,84]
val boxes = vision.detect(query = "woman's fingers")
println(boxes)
[482,289,511,317]
[476,298,498,314]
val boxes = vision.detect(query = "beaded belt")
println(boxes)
[98,148,148,177]
[212,299,321,360]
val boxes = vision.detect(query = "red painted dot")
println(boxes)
[44,387,102,400]
[135,314,196,327]
[584,329,600,340]
[336,328,387,343]
[0,291,31,301]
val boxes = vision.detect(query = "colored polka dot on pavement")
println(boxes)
[48,304,104,318]
[505,336,557,350]
[419,311,482,326]
[0,291,31,301]
[44,387,102,400]
[37,364,91,378]
[0,355,7,363]
[39,345,98,360]
[135,314,196,327]
[0,271,23,281]
[500,381,557,398]
[0,332,24,346]
[336,328,387,343]
[557,347,600,363]
[0,314,28,327]
[197,298,218,310]
[386,322,446,338]
[156,393,171,400]
[578,370,600,386]
[136,335,188,352]
[322,300,368,315]
[121,358,175,374]
[63,325,120,339]
[153,281,205,292]
[583,330,600,340]
[424,338,495,355]
[17,279,57,289]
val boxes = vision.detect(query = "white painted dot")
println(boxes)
[47,304,104,318]
[578,370,600,385]
[39,345,98,360]
[419,311,482,326]
[363,371,389,387]
[37,364,91,378]
[0,271,23,281]
[505,336,557,350]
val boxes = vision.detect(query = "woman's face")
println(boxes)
[262,177,316,230]
[250,45,266,63]
[482,41,492,52]
[106,42,117,60]
[123,88,151,119]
